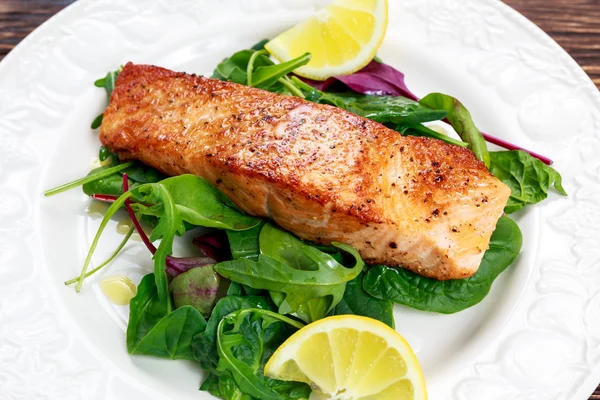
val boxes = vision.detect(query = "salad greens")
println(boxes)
[420,93,491,167]
[91,67,122,129]
[362,216,523,313]
[214,309,309,399]
[215,223,364,317]
[126,273,207,360]
[169,265,220,317]
[489,150,567,213]
[331,272,395,328]
[45,36,569,400]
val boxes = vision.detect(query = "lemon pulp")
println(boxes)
[264,315,427,399]
[265,0,388,80]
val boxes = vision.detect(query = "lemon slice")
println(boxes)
[264,315,427,400]
[265,0,388,80]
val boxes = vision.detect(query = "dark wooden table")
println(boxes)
[1,0,599,398]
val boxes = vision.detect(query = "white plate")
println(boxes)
[1,0,599,398]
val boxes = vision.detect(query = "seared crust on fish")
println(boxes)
[100,63,511,280]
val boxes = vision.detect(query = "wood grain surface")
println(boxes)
[0,0,599,398]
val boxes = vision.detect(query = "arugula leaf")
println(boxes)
[363,216,522,313]
[213,47,308,95]
[131,184,185,302]
[271,292,330,324]
[226,222,263,261]
[193,295,275,373]
[489,150,567,213]
[420,93,490,167]
[201,372,254,400]
[215,309,309,400]
[250,52,310,89]
[215,223,364,315]
[331,272,395,328]
[158,175,261,231]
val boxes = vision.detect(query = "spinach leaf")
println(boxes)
[318,92,447,127]
[158,175,261,231]
[331,272,395,328]
[251,39,269,51]
[420,93,490,167]
[214,223,364,315]
[82,162,165,196]
[291,77,466,147]
[91,67,122,129]
[226,282,244,296]
[489,150,567,214]
[193,295,275,373]
[215,309,309,400]
[131,306,207,360]
[127,273,207,360]
[91,114,103,129]
[94,68,121,97]
[227,223,264,261]
[126,274,169,352]
[82,166,128,196]
[363,216,522,313]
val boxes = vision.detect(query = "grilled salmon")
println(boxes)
[100,63,511,280]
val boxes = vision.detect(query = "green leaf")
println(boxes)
[91,113,103,129]
[420,93,490,167]
[226,223,264,261]
[127,273,207,360]
[82,167,129,196]
[94,68,121,97]
[363,216,522,313]
[81,162,165,196]
[250,52,310,89]
[320,92,447,126]
[271,292,330,324]
[132,184,185,302]
[201,372,255,400]
[251,39,269,51]
[226,282,244,296]
[158,175,261,231]
[214,50,273,84]
[331,272,395,328]
[193,295,275,373]
[214,223,364,315]
[215,309,309,400]
[126,274,169,351]
[489,150,567,214]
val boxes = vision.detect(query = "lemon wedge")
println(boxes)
[265,0,388,80]
[264,315,427,400]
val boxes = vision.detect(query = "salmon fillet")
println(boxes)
[100,63,511,280]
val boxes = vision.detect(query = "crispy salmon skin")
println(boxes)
[100,63,511,280]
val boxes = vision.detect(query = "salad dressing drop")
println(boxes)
[100,275,137,305]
